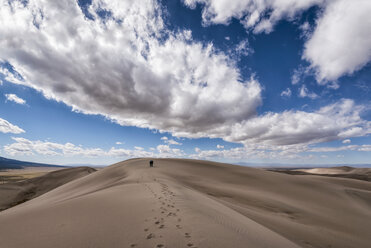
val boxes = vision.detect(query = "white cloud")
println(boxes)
[358,145,371,152]
[299,21,312,39]
[308,144,371,153]
[280,88,291,98]
[225,99,370,146]
[342,139,351,144]
[107,147,153,158]
[156,144,184,157]
[183,0,324,33]
[185,0,371,84]
[4,137,185,158]
[0,65,25,85]
[167,139,182,145]
[0,0,262,142]
[191,145,307,161]
[0,117,25,134]
[161,136,182,145]
[298,85,318,99]
[303,0,371,82]
[134,146,144,150]
[0,0,369,155]
[5,93,26,105]
[192,142,371,161]
[115,141,123,145]
[216,144,224,149]
[234,39,251,57]
[4,137,106,157]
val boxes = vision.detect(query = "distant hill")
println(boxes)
[0,156,63,170]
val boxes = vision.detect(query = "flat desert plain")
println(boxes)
[0,158,370,248]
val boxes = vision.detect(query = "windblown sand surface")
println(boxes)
[0,158,370,248]
[0,167,62,184]
[271,166,371,181]
[0,167,96,211]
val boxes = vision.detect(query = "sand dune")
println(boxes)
[271,166,371,181]
[0,159,370,248]
[0,166,96,211]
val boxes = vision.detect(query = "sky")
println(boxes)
[0,0,370,166]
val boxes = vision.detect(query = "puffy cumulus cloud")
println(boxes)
[0,117,25,134]
[225,99,371,146]
[0,0,262,140]
[183,0,323,33]
[342,139,351,144]
[156,144,184,157]
[303,0,371,82]
[4,137,185,158]
[216,144,224,149]
[185,0,371,83]
[1,0,369,155]
[5,93,26,105]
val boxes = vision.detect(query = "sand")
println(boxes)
[271,166,371,181]
[0,158,370,248]
[0,166,62,184]
[0,166,96,211]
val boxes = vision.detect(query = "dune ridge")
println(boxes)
[0,158,370,248]
[0,166,96,211]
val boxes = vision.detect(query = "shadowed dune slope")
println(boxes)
[0,158,370,248]
[0,166,96,211]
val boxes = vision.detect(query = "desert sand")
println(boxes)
[270,166,371,181]
[0,167,96,211]
[0,158,370,248]
[0,166,63,184]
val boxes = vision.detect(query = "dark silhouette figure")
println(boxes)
[149,160,154,167]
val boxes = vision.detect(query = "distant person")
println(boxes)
[149,160,154,167]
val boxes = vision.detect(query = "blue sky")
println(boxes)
[0,0,370,166]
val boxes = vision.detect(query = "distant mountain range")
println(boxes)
[0,156,63,170]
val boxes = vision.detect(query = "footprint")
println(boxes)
[130,244,137,247]
[187,243,193,247]
[159,224,165,229]
[155,221,160,225]
[147,233,155,239]
[144,228,149,232]
[185,233,191,238]
[156,244,164,248]
[176,225,182,229]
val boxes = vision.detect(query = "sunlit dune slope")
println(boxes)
[0,158,370,248]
